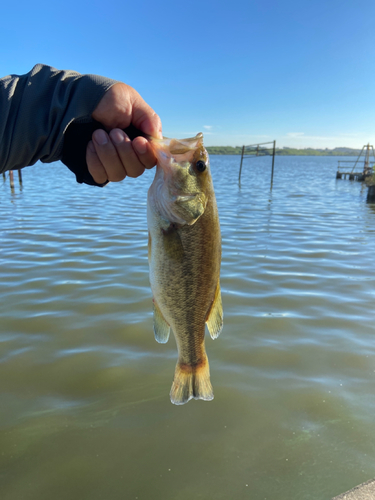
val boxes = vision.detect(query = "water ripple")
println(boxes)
[1,157,375,499]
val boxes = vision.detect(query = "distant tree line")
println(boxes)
[206,146,363,156]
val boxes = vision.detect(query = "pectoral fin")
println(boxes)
[153,301,170,344]
[206,281,223,339]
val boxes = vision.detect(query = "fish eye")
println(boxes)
[196,160,206,172]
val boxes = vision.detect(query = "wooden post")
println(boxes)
[9,170,14,189]
[18,169,22,184]
[367,185,375,203]
[239,145,245,182]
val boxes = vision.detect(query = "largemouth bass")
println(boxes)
[147,132,223,405]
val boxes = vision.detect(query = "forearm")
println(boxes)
[0,64,118,183]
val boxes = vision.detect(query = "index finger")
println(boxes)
[133,136,157,169]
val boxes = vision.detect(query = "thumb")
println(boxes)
[129,90,163,139]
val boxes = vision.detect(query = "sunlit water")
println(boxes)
[1,156,375,500]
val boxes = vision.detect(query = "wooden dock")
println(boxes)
[336,143,374,182]
[336,171,365,181]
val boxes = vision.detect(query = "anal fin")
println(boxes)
[206,280,223,340]
[153,300,170,344]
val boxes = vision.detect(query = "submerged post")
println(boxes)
[18,169,22,184]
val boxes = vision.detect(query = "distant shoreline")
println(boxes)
[206,146,363,156]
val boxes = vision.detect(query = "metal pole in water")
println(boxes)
[239,145,245,182]
[364,143,370,175]
[271,140,276,184]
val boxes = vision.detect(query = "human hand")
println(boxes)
[86,83,162,184]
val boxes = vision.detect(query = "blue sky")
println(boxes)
[1,0,374,148]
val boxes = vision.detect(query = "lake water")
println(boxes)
[1,155,375,500]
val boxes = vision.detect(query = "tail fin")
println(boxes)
[170,358,214,405]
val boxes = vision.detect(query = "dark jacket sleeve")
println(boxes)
[0,64,118,186]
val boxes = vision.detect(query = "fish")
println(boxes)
[147,132,223,405]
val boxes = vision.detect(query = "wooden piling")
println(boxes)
[9,170,14,189]
[367,185,375,202]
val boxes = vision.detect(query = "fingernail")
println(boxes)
[111,129,125,144]
[135,140,147,155]
[94,129,108,145]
